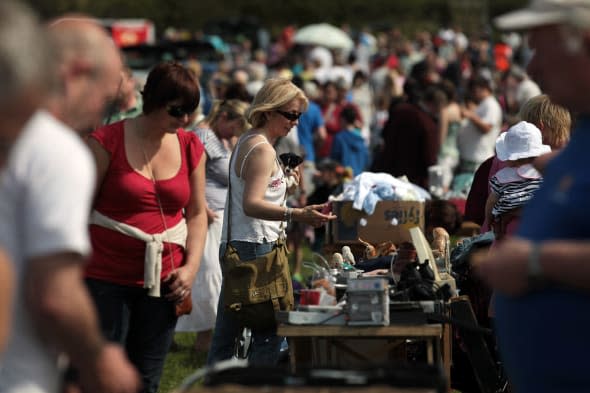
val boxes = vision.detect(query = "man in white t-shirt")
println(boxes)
[0,15,140,393]
[457,75,503,174]
[0,0,52,355]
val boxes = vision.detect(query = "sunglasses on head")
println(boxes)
[276,110,302,122]
[167,104,196,118]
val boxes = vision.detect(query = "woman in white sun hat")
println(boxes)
[484,120,551,241]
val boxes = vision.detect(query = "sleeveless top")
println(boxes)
[439,120,461,161]
[85,120,204,286]
[221,133,287,243]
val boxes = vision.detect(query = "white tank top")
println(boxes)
[221,133,287,243]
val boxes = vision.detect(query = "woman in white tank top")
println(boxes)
[208,78,336,367]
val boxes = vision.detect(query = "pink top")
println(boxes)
[481,156,508,233]
[85,121,204,286]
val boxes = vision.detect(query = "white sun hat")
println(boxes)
[495,0,590,30]
[495,121,552,161]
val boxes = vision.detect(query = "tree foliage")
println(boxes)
[26,0,528,38]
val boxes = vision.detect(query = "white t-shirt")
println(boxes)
[516,79,541,108]
[457,95,503,165]
[0,110,96,393]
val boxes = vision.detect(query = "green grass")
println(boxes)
[158,333,206,393]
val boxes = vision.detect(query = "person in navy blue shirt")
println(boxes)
[476,2,590,392]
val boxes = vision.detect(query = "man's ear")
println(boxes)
[59,58,94,101]
[64,58,94,79]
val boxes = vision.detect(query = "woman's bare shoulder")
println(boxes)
[446,102,462,121]
[239,133,273,153]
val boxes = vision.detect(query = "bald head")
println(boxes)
[46,15,123,132]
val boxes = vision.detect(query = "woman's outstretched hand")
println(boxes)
[293,203,337,228]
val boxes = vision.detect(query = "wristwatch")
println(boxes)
[527,243,546,289]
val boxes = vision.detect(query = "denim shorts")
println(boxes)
[219,240,276,261]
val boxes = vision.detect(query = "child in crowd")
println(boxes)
[330,104,369,176]
[485,121,551,241]
[519,94,571,171]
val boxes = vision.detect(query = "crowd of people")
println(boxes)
[2,0,590,392]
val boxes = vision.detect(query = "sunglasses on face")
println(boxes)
[276,110,302,122]
[167,105,196,118]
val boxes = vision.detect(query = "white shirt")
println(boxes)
[0,110,96,393]
[516,79,541,108]
[221,135,286,243]
[457,95,503,165]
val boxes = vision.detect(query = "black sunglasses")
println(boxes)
[276,110,302,121]
[167,105,196,118]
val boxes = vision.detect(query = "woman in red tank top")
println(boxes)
[85,62,207,393]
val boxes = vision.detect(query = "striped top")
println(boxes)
[193,127,231,211]
[490,164,543,217]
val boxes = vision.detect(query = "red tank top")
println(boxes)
[85,121,204,287]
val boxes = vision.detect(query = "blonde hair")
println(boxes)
[205,99,250,136]
[519,94,571,149]
[246,78,308,129]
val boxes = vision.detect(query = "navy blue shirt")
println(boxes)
[495,116,590,393]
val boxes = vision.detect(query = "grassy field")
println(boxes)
[158,332,205,393]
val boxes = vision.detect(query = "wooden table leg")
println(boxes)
[288,337,313,373]
[426,338,434,365]
[442,323,452,392]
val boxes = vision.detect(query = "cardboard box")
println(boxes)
[328,200,424,245]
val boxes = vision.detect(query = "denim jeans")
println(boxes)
[86,278,177,393]
[206,240,282,366]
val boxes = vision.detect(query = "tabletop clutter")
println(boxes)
[279,172,458,327]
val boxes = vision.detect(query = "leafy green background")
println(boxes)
[26,0,527,38]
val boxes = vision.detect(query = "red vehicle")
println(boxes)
[101,18,156,48]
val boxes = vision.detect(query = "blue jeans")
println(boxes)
[206,240,282,366]
[86,278,177,393]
